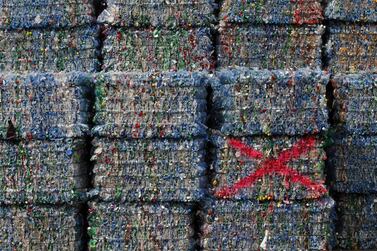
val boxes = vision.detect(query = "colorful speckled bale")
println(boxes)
[220,0,323,25]
[325,0,377,22]
[335,194,377,250]
[91,138,207,202]
[212,68,329,136]
[98,0,216,28]
[332,73,377,134]
[0,205,84,250]
[93,71,209,139]
[0,0,95,29]
[217,25,324,70]
[102,28,214,72]
[88,202,195,250]
[0,27,99,73]
[201,197,335,251]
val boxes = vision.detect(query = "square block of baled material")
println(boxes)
[211,136,327,201]
[325,0,377,22]
[217,25,324,70]
[98,0,216,28]
[93,71,208,139]
[0,139,89,204]
[92,138,207,202]
[0,26,99,73]
[0,205,84,250]
[332,73,377,135]
[220,0,323,25]
[103,28,214,72]
[88,202,195,250]
[213,68,328,136]
[200,197,335,251]
[0,73,93,140]
[326,24,377,74]
[335,194,377,250]
[327,135,377,193]
[0,0,95,29]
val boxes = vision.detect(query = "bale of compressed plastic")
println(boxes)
[211,136,327,201]
[327,134,377,193]
[200,197,335,251]
[0,72,93,140]
[325,0,377,22]
[0,139,89,204]
[0,26,99,73]
[88,202,195,250]
[93,71,208,139]
[98,0,216,28]
[0,0,95,29]
[213,68,328,136]
[217,25,324,70]
[102,27,214,72]
[91,138,207,202]
[332,73,377,134]
[0,205,84,250]
[335,194,377,250]
[220,0,323,25]
[326,24,377,73]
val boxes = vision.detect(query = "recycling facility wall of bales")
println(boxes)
[0,0,376,250]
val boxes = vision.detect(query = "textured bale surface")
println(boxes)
[220,0,323,25]
[88,202,195,250]
[0,205,84,250]
[93,71,208,139]
[326,24,377,74]
[0,139,89,204]
[0,72,92,140]
[0,0,95,29]
[0,26,99,73]
[332,73,377,135]
[325,0,377,22]
[211,136,327,201]
[335,194,377,250]
[98,0,216,28]
[200,197,335,251]
[103,28,214,72]
[328,134,377,193]
[213,68,328,136]
[217,25,324,70]
[92,138,207,202]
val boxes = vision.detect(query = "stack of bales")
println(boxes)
[0,1,98,249]
[326,1,377,249]
[201,2,335,250]
[88,1,216,249]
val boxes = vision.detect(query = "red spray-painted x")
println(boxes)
[215,137,327,198]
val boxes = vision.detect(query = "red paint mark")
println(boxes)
[216,137,327,198]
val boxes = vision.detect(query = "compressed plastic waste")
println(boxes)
[91,138,207,202]
[0,0,95,30]
[0,139,89,204]
[0,205,84,250]
[93,71,209,139]
[88,202,195,250]
[213,68,329,136]
[0,72,93,140]
[332,73,377,134]
[98,0,216,28]
[200,197,335,251]
[217,25,324,70]
[326,24,377,73]
[102,27,214,72]
[325,0,377,22]
[0,26,99,73]
[335,194,377,250]
[220,0,323,25]
[211,136,327,201]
